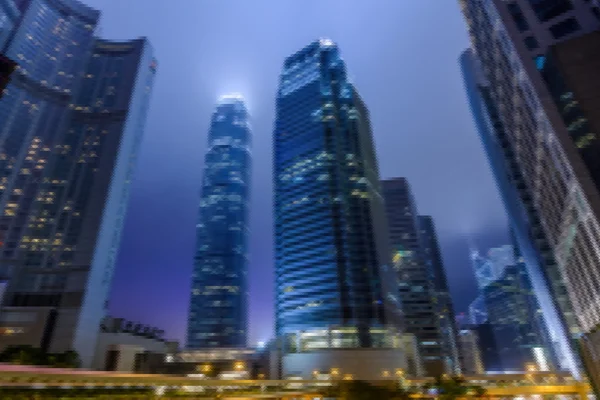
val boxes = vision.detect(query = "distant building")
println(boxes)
[187,94,251,349]
[0,0,156,368]
[484,262,556,371]
[474,322,502,373]
[458,329,484,375]
[468,294,488,326]
[418,215,461,374]
[382,178,447,376]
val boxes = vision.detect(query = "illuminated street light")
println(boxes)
[525,363,538,374]
[330,368,339,378]
[382,370,390,378]
[343,374,353,381]
[234,361,245,371]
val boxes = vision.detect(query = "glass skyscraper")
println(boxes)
[0,0,156,368]
[273,39,402,353]
[187,94,251,349]
[484,261,556,371]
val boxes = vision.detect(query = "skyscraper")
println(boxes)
[273,39,402,356]
[459,44,578,374]
[418,215,461,374]
[382,178,447,376]
[484,261,556,371]
[187,94,251,349]
[0,0,156,368]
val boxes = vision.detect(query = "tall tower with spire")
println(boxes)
[187,94,251,349]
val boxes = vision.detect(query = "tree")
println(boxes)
[0,346,80,368]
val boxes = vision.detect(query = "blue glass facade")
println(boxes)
[187,95,251,349]
[273,39,401,350]
[484,262,556,371]
[0,0,156,368]
[459,47,576,372]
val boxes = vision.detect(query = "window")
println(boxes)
[549,17,581,39]
[528,0,574,22]
[507,2,530,32]
[524,36,539,50]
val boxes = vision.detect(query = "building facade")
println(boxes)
[483,262,555,371]
[468,294,488,326]
[381,178,447,376]
[273,39,402,356]
[459,43,578,374]
[187,94,251,349]
[0,0,156,368]
[417,215,461,374]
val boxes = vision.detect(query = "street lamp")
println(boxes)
[525,363,537,373]
[200,364,212,373]
[330,368,340,378]
[234,361,245,371]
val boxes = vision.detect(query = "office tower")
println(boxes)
[487,245,514,278]
[474,322,502,373]
[273,39,402,359]
[470,245,514,290]
[469,249,495,290]
[459,41,581,374]
[187,94,251,349]
[382,178,446,376]
[468,294,488,325]
[484,262,555,371]
[457,329,484,375]
[418,215,461,374]
[0,0,156,368]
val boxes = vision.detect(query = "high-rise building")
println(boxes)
[382,178,446,376]
[418,215,461,374]
[273,38,402,360]
[487,245,514,278]
[0,0,156,368]
[469,249,495,290]
[468,294,488,325]
[483,262,556,371]
[459,40,580,375]
[460,0,600,382]
[187,94,251,349]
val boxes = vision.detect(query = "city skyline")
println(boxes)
[77,0,511,345]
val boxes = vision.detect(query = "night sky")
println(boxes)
[82,0,510,346]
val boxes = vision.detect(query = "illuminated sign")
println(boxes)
[0,327,25,336]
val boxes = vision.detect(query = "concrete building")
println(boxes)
[92,317,177,373]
